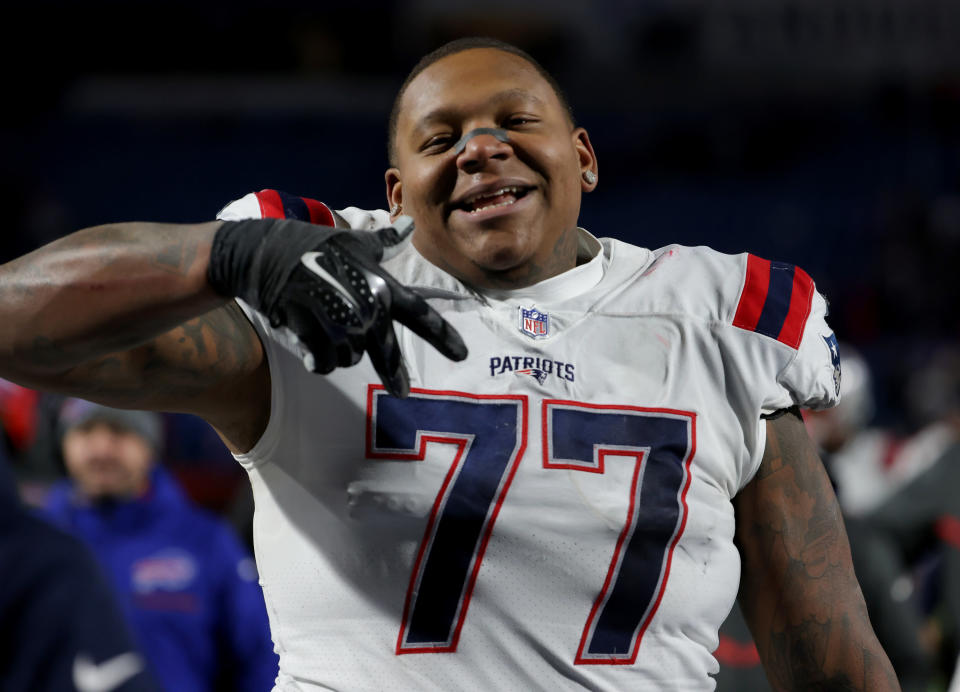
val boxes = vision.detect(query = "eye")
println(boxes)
[421,133,455,153]
[505,114,538,128]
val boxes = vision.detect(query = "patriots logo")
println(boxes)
[515,368,549,384]
[822,332,841,397]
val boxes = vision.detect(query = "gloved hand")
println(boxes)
[207,215,467,397]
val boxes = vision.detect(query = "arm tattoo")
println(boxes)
[149,232,203,276]
[737,409,899,691]
[63,302,262,410]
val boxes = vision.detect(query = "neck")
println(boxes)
[422,225,581,292]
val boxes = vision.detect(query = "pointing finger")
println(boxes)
[388,279,468,363]
[366,319,410,398]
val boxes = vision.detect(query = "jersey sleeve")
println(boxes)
[214,190,391,231]
[216,189,336,226]
[214,191,393,465]
[731,253,841,413]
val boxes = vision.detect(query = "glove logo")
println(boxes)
[301,251,362,311]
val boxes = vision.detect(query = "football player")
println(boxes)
[0,37,896,690]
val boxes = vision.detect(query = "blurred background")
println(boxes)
[1,1,959,689]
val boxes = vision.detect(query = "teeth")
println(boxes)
[470,198,517,213]
[463,186,524,206]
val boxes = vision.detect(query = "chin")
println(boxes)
[465,227,536,266]
[477,245,529,271]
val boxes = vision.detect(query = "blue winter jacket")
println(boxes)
[44,466,278,692]
[0,454,159,691]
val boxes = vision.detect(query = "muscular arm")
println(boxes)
[0,222,268,452]
[734,408,899,691]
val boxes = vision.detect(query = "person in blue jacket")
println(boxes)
[44,398,278,692]
[0,424,158,691]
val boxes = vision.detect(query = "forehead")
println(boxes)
[398,48,561,129]
[67,420,140,439]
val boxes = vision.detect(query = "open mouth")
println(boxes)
[458,186,532,214]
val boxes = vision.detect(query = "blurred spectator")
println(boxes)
[808,345,960,691]
[43,399,277,692]
[0,432,158,691]
[807,344,960,515]
[0,380,67,488]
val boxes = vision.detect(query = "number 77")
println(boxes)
[367,387,696,664]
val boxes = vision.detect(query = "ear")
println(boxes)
[573,127,598,192]
[385,168,403,221]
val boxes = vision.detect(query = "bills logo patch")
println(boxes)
[822,332,841,397]
[132,549,196,593]
[519,307,549,339]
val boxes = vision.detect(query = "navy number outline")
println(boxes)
[366,386,696,665]
[542,400,696,665]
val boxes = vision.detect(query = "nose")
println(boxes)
[82,424,124,456]
[456,129,513,173]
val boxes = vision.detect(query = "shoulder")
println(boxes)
[626,243,820,349]
[333,206,392,231]
[601,241,750,325]
[215,189,391,232]
[217,189,337,225]
[603,240,840,410]
[165,491,247,557]
[41,480,76,520]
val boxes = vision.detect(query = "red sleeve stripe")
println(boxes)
[733,254,815,350]
[732,254,770,333]
[303,197,335,226]
[254,189,285,219]
[777,265,815,350]
[254,189,335,226]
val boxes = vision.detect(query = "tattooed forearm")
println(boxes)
[1,220,268,453]
[735,409,900,691]
[149,230,206,276]
[0,221,222,375]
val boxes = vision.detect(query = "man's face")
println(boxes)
[387,48,597,290]
[62,421,153,500]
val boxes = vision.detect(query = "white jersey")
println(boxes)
[218,193,841,691]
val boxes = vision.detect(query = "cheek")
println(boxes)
[121,440,153,474]
[404,160,455,210]
[547,148,582,190]
[62,439,89,473]
[516,141,580,199]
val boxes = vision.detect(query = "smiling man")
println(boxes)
[0,38,897,691]
[385,45,595,289]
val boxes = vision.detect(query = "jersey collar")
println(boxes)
[477,229,604,304]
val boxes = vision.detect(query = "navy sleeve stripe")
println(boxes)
[753,262,795,342]
[276,190,311,222]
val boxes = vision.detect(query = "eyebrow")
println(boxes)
[411,89,548,136]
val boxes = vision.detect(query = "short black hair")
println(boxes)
[387,37,575,166]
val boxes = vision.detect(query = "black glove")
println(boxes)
[207,216,467,397]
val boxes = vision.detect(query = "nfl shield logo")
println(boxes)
[518,306,550,339]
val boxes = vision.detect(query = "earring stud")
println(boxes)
[390,204,402,215]
[583,171,597,184]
